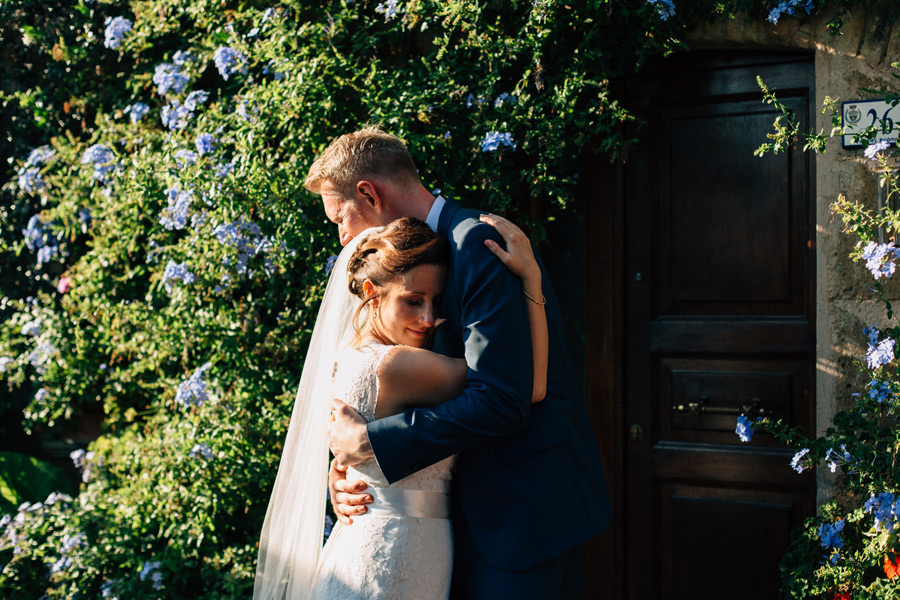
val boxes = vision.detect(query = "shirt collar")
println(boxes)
[425,195,446,232]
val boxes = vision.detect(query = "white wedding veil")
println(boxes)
[253,228,378,600]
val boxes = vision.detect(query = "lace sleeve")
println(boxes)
[333,343,397,423]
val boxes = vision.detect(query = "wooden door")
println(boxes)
[622,52,816,600]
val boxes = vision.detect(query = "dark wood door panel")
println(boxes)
[648,319,814,354]
[659,356,810,445]
[657,484,809,600]
[652,445,813,488]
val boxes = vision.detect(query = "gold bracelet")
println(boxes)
[522,287,546,305]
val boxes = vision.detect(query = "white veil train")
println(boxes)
[253,228,379,600]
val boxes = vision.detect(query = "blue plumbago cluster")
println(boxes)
[213,217,275,277]
[195,132,217,155]
[767,0,815,24]
[790,448,811,473]
[865,140,892,160]
[213,47,248,81]
[481,131,516,152]
[215,160,234,178]
[139,560,164,590]
[466,93,485,108]
[325,254,338,276]
[375,0,403,20]
[0,356,13,372]
[22,214,62,265]
[824,445,852,473]
[867,377,894,403]
[864,325,895,370]
[494,92,517,108]
[861,242,900,280]
[175,362,212,407]
[69,448,100,482]
[189,443,214,460]
[161,90,208,130]
[159,186,195,230]
[103,16,132,49]
[735,414,754,442]
[124,102,149,124]
[817,519,844,565]
[864,492,900,532]
[153,62,189,96]
[28,341,55,375]
[50,532,86,574]
[173,49,195,67]
[17,145,55,194]
[174,149,198,168]
[647,0,675,20]
[161,261,196,293]
[2,494,71,557]
[81,144,117,183]
[21,317,41,337]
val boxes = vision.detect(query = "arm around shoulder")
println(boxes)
[374,346,467,419]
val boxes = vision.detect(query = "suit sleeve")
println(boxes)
[366,221,535,483]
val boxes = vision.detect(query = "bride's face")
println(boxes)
[371,263,446,348]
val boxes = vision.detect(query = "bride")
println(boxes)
[254,215,546,600]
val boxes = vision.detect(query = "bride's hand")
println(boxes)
[480,213,541,292]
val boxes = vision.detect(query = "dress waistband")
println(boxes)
[362,486,451,520]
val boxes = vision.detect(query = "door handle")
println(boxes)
[673,396,771,418]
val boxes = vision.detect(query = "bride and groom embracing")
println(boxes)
[254,126,612,600]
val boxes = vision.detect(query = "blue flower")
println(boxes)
[139,561,164,590]
[481,131,516,152]
[817,519,844,549]
[261,7,276,23]
[324,514,335,542]
[864,326,896,369]
[189,443,214,460]
[160,186,194,230]
[195,133,217,155]
[494,92,517,108]
[161,99,196,131]
[865,140,892,160]
[81,144,117,183]
[735,414,754,442]
[861,241,900,279]
[213,47,248,81]
[865,492,898,532]
[28,341,56,375]
[21,317,41,336]
[161,260,196,294]
[173,50,195,66]
[824,446,852,473]
[184,90,209,111]
[375,0,403,20]
[867,378,893,403]
[25,145,55,167]
[175,149,198,167]
[103,16,132,49]
[0,357,13,372]
[325,254,338,276]
[17,167,44,193]
[213,218,269,277]
[153,63,189,96]
[22,215,62,264]
[78,208,92,223]
[215,161,234,178]
[647,0,675,20]
[125,102,149,124]
[767,0,815,25]
[175,362,212,406]
[790,448,810,473]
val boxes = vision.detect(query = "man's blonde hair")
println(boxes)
[305,126,420,197]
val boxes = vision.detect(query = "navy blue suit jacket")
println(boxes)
[367,200,612,571]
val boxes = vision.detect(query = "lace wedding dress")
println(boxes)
[313,341,456,600]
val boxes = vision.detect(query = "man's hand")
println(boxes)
[328,399,375,467]
[328,459,373,525]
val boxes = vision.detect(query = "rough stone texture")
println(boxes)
[687,7,900,505]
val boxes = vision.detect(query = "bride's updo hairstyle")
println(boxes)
[347,217,449,343]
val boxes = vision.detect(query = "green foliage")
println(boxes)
[0,0,881,597]
[0,453,75,516]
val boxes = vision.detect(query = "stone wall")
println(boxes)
[688,4,900,504]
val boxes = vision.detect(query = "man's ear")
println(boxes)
[356,180,384,214]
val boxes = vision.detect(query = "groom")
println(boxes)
[308,126,611,598]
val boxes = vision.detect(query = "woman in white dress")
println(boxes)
[254,216,546,600]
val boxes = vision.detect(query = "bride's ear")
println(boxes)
[363,280,377,305]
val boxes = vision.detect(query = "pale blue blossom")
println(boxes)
[865,140,892,160]
[481,131,516,152]
[175,362,212,407]
[139,561,164,590]
[864,326,895,369]
[103,16,132,49]
[261,7,275,23]
[215,161,234,178]
[189,443,214,460]
[861,241,900,279]
[494,92,517,108]
[29,341,56,375]
[817,519,844,549]
[21,317,41,337]
[160,186,194,230]
[735,414,754,442]
[767,0,815,25]
[184,90,209,111]
[647,0,675,20]
[161,260,196,293]
[175,149,198,168]
[195,133,217,155]
[375,0,403,20]
[213,47,248,80]
[125,102,150,124]
[81,144,117,183]
[26,146,55,167]
[790,448,810,473]
[325,254,338,276]
[865,492,899,532]
[172,50,195,66]
[153,63,189,96]
[0,356,13,372]
[17,168,44,193]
